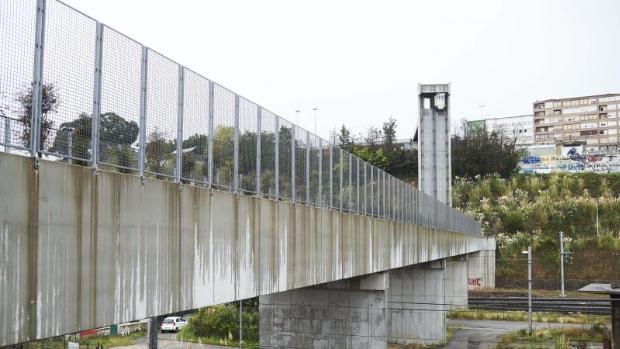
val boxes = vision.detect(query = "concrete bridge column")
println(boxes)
[387,261,447,345]
[259,274,389,349]
[445,256,469,310]
[259,258,471,348]
[466,237,496,290]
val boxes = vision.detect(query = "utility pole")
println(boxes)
[522,246,533,335]
[596,199,600,237]
[560,231,566,297]
[239,300,243,347]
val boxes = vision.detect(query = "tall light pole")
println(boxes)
[313,107,318,135]
[522,247,533,335]
[295,109,300,126]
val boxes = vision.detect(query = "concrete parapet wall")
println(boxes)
[0,153,487,346]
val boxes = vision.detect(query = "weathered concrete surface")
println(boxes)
[259,275,389,349]
[466,237,496,290]
[260,261,471,348]
[388,262,446,345]
[0,152,487,346]
[445,256,468,310]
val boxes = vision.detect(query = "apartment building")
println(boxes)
[533,93,620,153]
[466,114,533,148]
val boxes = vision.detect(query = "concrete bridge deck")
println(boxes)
[0,152,489,346]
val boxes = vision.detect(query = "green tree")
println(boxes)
[338,124,353,152]
[49,112,139,167]
[17,83,58,152]
[145,127,175,175]
[451,122,523,179]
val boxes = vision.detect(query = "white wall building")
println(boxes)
[469,114,533,148]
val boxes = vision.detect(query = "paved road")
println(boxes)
[442,319,596,349]
[114,332,230,349]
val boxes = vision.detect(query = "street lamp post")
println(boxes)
[313,107,318,135]
[295,109,300,126]
[522,247,533,335]
[560,231,566,297]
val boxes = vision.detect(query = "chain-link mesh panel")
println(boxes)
[294,127,307,203]
[351,156,359,213]
[144,50,178,179]
[332,147,341,209]
[259,108,276,198]
[278,118,292,200]
[212,84,235,191]
[360,160,370,214]
[0,0,36,153]
[99,27,142,172]
[321,143,331,208]
[41,0,96,162]
[308,133,320,206]
[181,69,210,184]
[341,150,351,211]
[238,96,257,194]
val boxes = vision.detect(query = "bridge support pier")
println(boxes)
[466,237,496,290]
[388,261,446,345]
[259,273,389,349]
[260,259,469,348]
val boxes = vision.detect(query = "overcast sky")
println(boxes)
[62,0,620,140]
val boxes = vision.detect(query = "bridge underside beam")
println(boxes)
[0,152,487,346]
[260,258,472,348]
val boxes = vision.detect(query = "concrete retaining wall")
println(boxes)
[0,152,487,346]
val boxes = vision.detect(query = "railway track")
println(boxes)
[468,297,611,315]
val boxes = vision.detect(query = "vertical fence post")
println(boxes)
[305,132,310,205]
[339,148,343,211]
[30,0,47,161]
[175,65,184,184]
[329,143,333,208]
[274,117,279,199]
[356,157,359,213]
[363,162,367,215]
[318,139,322,207]
[256,106,261,196]
[207,81,214,188]
[370,166,373,216]
[348,153,352,211]
[291,125,296,203]
[91,22,104,170]
[233,94,239,193]
[3,117,10,152]
[138,46,148,180]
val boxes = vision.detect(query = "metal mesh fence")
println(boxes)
[99,27,142,172]
[181,68,210,184]
[308,133,320,206]
[144,50,178,178]
[278,118,292,200]
[0,0,36,152]
[238,96,257,194]
[321,142,331,208]
[212,83,235,191]
[259,108,276,198]
[294,127,306,203]
[41,0,96,162]
[0,0,481,236]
